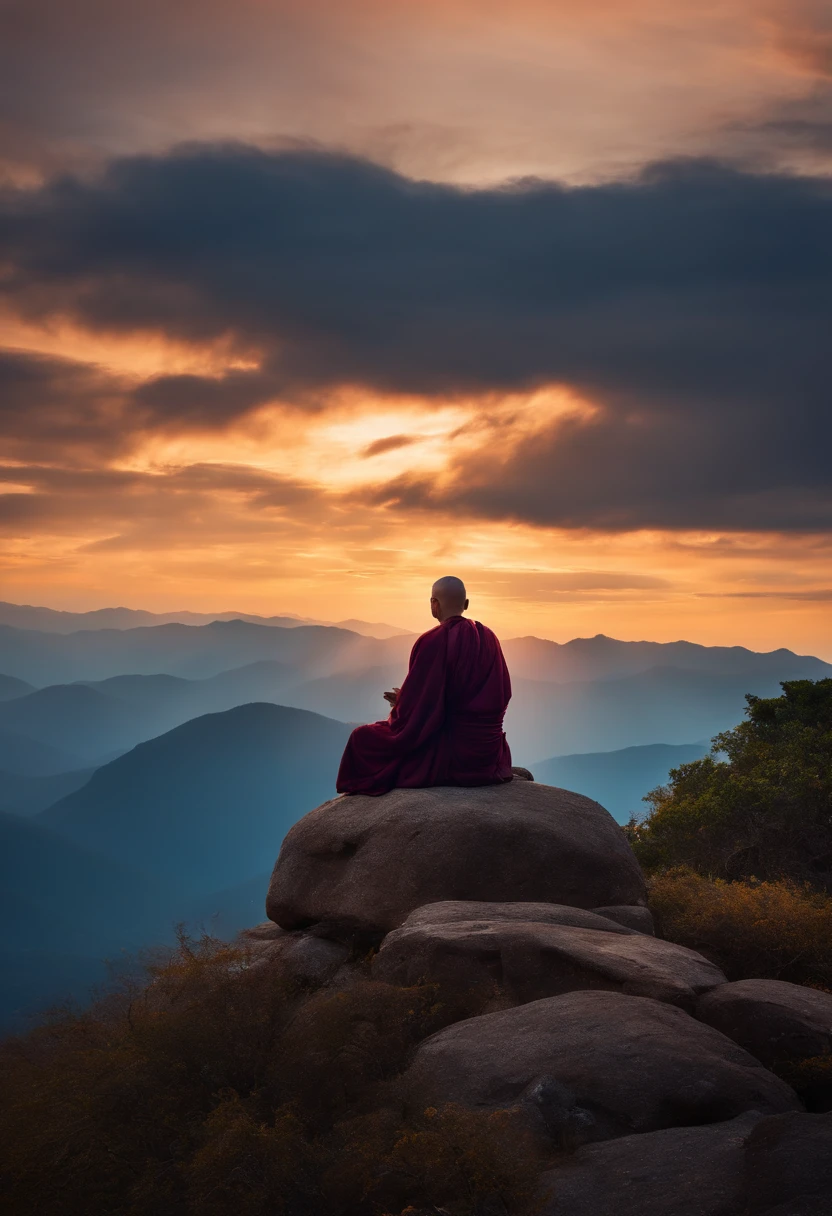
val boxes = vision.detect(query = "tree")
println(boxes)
[628,679,832,886]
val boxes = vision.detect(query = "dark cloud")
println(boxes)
[1,144,831,530]
[362,434,418,457]
[0,348,133,459]
[0,459,322,547]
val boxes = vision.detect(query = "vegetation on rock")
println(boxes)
[648,870,832,990]
[627,679,832,886]
[628,679,832,993]
[0,932,544,1216]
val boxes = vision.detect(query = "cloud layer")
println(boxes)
[1,145,831,530]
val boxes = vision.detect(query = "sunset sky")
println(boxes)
[1,0,831,654]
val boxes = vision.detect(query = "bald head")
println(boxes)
[431,576,468,622]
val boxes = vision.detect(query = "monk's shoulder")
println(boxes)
[472,619,502,645]
[410,623,445,658]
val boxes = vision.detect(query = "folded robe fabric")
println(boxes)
[336,614,513,795]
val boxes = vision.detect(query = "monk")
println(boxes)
[336,576,513,796]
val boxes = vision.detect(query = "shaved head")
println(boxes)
[431,575,468,621]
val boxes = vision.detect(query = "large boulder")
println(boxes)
[237,922,350,986]
[373,917,726,1010]
[538,1110,832,1216]
[267,782,646,939]
[739,1111,832,1214]
[400,900,637,934]
[538,1112,761,1216]
[592,905,655,935]
[402,990,801,1143]
[696,979,832,1068]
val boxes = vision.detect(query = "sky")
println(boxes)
[1,0,831,653]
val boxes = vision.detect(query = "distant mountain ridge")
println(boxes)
[0,600,409,639]
[0,618,829,767]
[1,616,828,691]
[39,702,352,895]
[533,741,711,823]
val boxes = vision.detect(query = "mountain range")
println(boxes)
[0,600,408,638]
[1,618,828,766]
[1,599,831,1030]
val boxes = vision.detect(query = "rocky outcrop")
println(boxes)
[239,921,349,986]
[740,1111,832,1214]
[266,782,647,939]
[402,990,800,1143]
[538,1110,832,1216]
[373,916,725,1009]
[537,1112,761,1216]
[696,979,832,1068]
[256,777,832,1214]
[592,904,655,934]
[399,899,638,934]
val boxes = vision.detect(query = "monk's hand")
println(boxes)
[383,686,401,708]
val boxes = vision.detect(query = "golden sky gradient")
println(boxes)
[1,0,831,657]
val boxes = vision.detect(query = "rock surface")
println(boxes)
[740,1111,832,1214]
[402,990,801,1142]
[696,979,832,1067]
[374,918,726,1009]
[266,782,647,938]
[238,923,349,985]
[399,900,637,935]
[592,904,655,935]
[538,1112,761,1216]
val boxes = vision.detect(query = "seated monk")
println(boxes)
[336,576,513,796]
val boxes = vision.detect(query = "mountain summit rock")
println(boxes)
[266,780,647,940]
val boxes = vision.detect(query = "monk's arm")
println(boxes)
[387,630,448,749]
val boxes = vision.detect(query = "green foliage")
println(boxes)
[0,932,543,1216]
[627,679,832,886]
[648,868,832,989]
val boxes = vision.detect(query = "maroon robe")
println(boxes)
[336,614,513,796]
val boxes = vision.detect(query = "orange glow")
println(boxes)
[1,1,830,660]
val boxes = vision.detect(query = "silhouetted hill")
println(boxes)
[40,703,352,895]
[0,767,95,816]
[284,664,403,722]
[533,741,710,824]
[0,683,141,763]
[0,811,169,955]
[0,664,299,760]
[0,727,87,777]
[0,673,34,701]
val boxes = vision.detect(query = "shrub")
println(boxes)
[628,679,832,887]
[649,868,832,988]
[0,932,544,1216]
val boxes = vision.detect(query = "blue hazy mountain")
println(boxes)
[185,871,273,940]
[0,673,34,701]
[533,741,711,824]
[3,617,829,694]
[502,633,832,683]
[0,727,88,777]
[0,810,173,1030]
[2,621,829,769]
[504,662,832,765]
[0,767,96,816]
[40,702,352,895]
[0,620,413,686]
[0,665,296,762]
